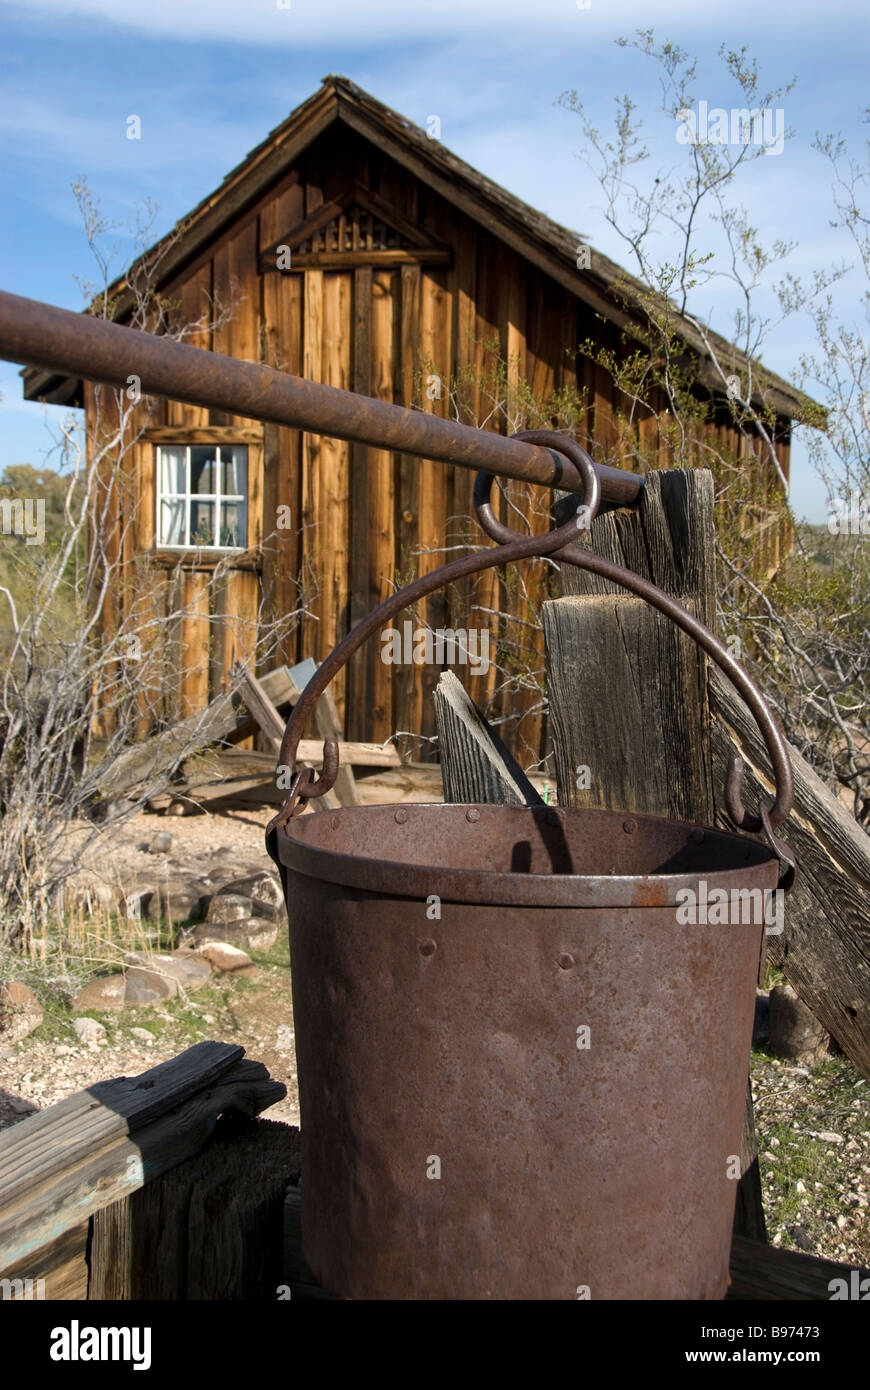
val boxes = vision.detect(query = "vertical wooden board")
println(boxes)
[178,570,211,719]
[258,174,304,258]
[467,233,505,719]
[394,262,422,746]
[412,264,452,745]
[300,269,323,675]
[136,436,155,553]
[262,257,304,669]
[87,381,123,737]
[312,272,351,724]
[164,263,213,429]
[364,269,397,743]
[347,265,372,738]
[211,219,260,427]
[223,570,260,676]
[501,257,548,764]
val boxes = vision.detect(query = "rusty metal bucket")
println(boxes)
[266,435,796,1300]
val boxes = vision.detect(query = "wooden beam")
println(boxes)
[0,1044,285,1269]
[728,1236,870,1301]
[710,665,870,1080]
[542,467,766,1243]
[93,666,297,803]
[265,249,453,270]
[89,1119,300,1300]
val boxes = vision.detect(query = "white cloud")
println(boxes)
[2,0,854,47]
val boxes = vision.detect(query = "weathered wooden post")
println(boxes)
[541,467,766,1241]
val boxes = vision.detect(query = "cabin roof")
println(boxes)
[22,74,812,421]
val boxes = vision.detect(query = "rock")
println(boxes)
[817,1130,844,1144]
[192,920,252,950]
[72,1016,106,1046]
[192,916,277,952]
[71,975,127,1014]
[218,873,284,920]
[196,942,254,973]
[167,950,213,989]
[142,878,205,924]
[124,954,179,1006]
[0,982,44,1042]
[752,989,770,1046]
[130,1027,155,1043]
[788,1224,815,1252]
[148,831,172,854]
[769,985,830,1065]
[205,892,253,925]
[246,917,279,952]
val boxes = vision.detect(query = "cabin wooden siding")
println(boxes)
[88,123,792,762]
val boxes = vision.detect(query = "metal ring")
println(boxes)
[473,432,601,545]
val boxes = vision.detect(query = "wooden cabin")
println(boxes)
[22,76,807,765]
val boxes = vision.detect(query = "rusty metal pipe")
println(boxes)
[0,289,644,501]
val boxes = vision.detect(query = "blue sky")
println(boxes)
[1,0,868,520]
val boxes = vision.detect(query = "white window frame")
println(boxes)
[156,443,248,551]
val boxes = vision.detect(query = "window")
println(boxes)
[156,444,248,549]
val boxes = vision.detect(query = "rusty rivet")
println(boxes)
[395,808,408,824]
[466,808,480,823]
[623,817,637,834]
[419,939,437,958]
[558,953,574,971]
[691,828,705,844]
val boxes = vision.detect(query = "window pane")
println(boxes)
[159,498,185,546]
[190,500,216,546]
[159,446,185,495]
[190,446,218,495]
[219,500,247,548]
[221,446,247,497]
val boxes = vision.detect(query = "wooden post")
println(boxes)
[89,1118,300,1300]
[542,467,766,1242]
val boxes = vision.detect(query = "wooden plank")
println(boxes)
[433,670,544,806]
[394,261,423,747]
[269,250,451,270]
[543,467,766,1242]
[211,219,260,428]
[0,1055,285,1269]
[178,570,211,720]
[728,1236,869,1301]
[89,1118,300,1300]
[316,272,352,723]
[347,264,372,738]
[231,661,284,747]
[414,264,452,747]
[142,427,264,445]
[300,268,324,683]
[93,665,296,801]
[366,268,398,743]
[710,665,870,1080]
[0,1221,89,1301]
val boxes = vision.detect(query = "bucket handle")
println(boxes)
[269,432,795,884]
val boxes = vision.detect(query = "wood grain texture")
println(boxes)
[90,1118,301,1300]
[728,1236,869,1300]
[433,670,543,806]
[710,664,870,1080]
[0,1045,286,1268]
